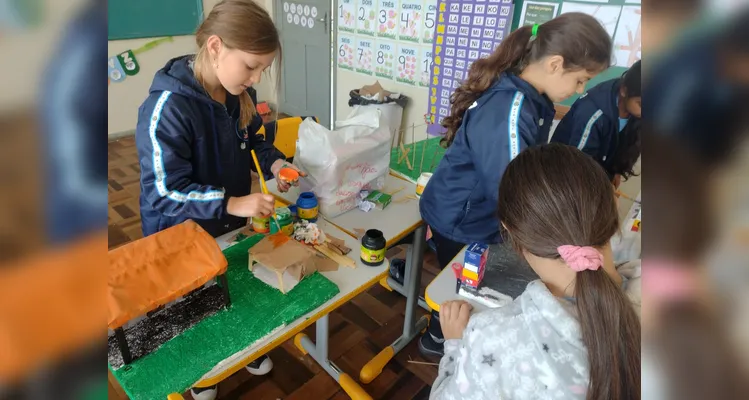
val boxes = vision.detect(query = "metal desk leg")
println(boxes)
[360,225,429,384]
[294,315,372,400]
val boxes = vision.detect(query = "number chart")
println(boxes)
[356,38,375,75]
[374,41,396,80]
[337,35,356,70]
[376,0,398,39]
[396,44,419,86]
[426,0,514,135]
[357,0,377,35]
[338,0,357,32]
[398,0,423,43]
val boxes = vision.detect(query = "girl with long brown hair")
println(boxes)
[419,13,612,357]
[134,1,298,398]
[432,143,641,400]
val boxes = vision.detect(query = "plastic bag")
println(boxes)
[294,108,391,217]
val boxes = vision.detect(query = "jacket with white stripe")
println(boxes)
[136,56,284,238]
[420,73,555,245]
[550,78,625,178]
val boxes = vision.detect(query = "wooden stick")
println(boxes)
[399,142,413,170]
[419,138,428,175]
[314,244,356,268]
[386,186,405,196]
[429,146,440,172]
[411,124,416,170]
[615,190,641,204]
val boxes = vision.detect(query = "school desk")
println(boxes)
[425,243,538,313]
[173,219,389,400]
[269,173,430,384]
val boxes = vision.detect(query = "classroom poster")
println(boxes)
[374,40,396,80]
[612,6,641,67]
[398,0,423,43]
[376,0,398,39]
[422,0,438,44]
[357,0,377,36]
[338,0,356,32]
[337,35,355,70]
[559,2,622,38]
[518,1,558,27]
[419,47,434,87]
[396,43,419,86]
[356,38,375,75]
[427,0,514,135]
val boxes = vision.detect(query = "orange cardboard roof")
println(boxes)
[108,221,227,330]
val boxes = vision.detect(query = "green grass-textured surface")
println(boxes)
[390,137,446,181]
[110,235,340,399]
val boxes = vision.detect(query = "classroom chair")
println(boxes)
[257,116,319,160]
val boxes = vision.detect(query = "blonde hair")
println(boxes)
[194,0,281,128]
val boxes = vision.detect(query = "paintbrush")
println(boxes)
[250,149,282,232]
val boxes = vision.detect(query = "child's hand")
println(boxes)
[270,159,306,193]
[440,300,472,340]
[226,194,275,217]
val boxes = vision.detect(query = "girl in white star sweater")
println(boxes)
[431,144,642,400]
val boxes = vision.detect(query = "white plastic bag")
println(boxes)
[294,108,392,217]
[612,192,642,263]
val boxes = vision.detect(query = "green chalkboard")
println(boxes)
[108,0,204,40]
[510,0,641,106]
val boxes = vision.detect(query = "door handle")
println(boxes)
[318,12,327,31]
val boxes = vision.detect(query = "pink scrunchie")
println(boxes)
[557,245,604,272]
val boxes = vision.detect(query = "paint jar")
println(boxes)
[252,215,270,233]
[288,204,298,220]
[415,172,433,198]
[296,192,319,222]
[360,229,386,267]
[269,207,294,236]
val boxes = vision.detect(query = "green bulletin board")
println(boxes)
[108,0,204,40]
[510,0,641,106]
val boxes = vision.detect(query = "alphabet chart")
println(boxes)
[426,0,514,135]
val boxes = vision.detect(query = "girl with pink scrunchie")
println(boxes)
[430,143,641,400]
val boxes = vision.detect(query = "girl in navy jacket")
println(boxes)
[418,13,613,357]
[136,0,302,240]
[551,60,641,186]
[134,1,300,397]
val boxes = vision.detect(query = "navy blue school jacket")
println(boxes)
[419,73,556,245]
[136,56,285,238]
[550,78,628,177]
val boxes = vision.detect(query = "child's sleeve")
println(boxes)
[137,93,228,220]
[552,107,607,159]
[466,92,536,207]
[429,312,500,400]
[246,88,286,177]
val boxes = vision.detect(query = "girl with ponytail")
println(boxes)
[419,13,612,357]
[431,143,641,400]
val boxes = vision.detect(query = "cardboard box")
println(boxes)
[461,243,489,289]
[365,190,392,210]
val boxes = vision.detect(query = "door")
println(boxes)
[276,0,332,128]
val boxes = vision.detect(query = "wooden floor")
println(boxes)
[108,136,442,399]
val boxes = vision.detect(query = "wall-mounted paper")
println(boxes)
[337,35,355,70]
[398,0,423,43]
[396,43,419,86]
[559,2,622,38]
[356,38,375,75]
[613,5,641,67]
[376,0,398,39]
[338,0,356,32]
[357,0,377,35]
[518,1,559,27]
[422,0,438,44]
[374,40,396,80]
[419,47,434,88]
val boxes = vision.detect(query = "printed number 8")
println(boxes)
[377,51,384,64]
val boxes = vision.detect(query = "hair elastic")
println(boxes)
[557,245,603,272]
[531,24,540,39]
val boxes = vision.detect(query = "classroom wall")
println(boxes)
[107,0,277,136]
[0,0,86,114]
